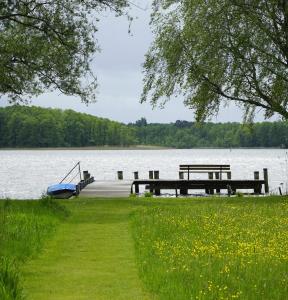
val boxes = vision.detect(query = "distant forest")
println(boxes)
[0,106,135,147]
[0,106,287,148]
[131,118,288,148]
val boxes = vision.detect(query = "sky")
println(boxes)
[1,1,280,124]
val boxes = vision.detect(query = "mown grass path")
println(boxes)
[23,199,151,300]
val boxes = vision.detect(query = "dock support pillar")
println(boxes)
[135,183,139,194]
[179,172,188,195]
[180,188,188,195]
[208,172,214,194]
[215,172,220,194]
[254,171,261,194]
[76,184,80,196]
[154,171,160,196]
[227,185,232,197]
[149,171,154,193]
[263,168,269,194]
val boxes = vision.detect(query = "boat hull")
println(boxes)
[47,183,77,199]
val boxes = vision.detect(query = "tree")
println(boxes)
[141,0,288,121]
[0,0,128,103]
[135,117,148,127]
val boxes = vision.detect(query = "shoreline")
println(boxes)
[0,145,171,151]
[0,146,286,151]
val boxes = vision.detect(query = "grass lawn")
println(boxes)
[22,199,151,300]
[1,196,287,299]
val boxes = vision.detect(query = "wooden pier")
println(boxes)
[131,179,266,196]
[78,165,270,197]
[131,165,269,196]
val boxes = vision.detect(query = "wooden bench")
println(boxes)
[179,164,231,194]
[179,164,231,180]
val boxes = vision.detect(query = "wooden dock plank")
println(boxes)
[80,181,133,198]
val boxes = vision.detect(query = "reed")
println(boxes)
[132,196,288,299]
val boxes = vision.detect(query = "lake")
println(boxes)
[0,149,287,199]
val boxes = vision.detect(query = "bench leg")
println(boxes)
[155,189,161,196]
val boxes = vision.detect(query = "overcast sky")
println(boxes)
[1,1,280,124]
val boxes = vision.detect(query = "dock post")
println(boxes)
[215,172,220,194]
[135,183,139,194]
[76,184,80,196]
[133,172,139,180]
[83,170,90,180]
[254,171,261,194]
[154,170,159,179]
[208,172,214,194]
[117,171,123,180]
[227,185,232,197]
[149,171,154,193]
[263,168,269,194]
[179,172,188,195]
[154,171,160,196]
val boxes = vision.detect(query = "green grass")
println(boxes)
[132,196,288,300]
[22,199,150,300]
[0,198,68,300]
[1,196,287,300]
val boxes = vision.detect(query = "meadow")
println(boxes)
[132,197,288,299]
[0,196,287,299]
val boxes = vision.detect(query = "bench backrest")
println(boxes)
[180,164,230,172]
[179,164,231,180]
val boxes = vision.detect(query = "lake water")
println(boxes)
[0,149,287,199]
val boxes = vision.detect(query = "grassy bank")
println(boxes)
[0,198,68,299]
[1,196,287,299]
[132,197,288,299]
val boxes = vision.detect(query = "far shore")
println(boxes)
[1,146,287,151]
[0,146,286,151]
[0,145,171,151]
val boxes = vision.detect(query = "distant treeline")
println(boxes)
[0,106,287,148]
[131,118,288,148]
[0,106,136,147]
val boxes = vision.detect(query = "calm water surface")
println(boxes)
[0,149,287,199]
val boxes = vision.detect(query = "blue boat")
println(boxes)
[47,162,82,199]
[47,183,77,199]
